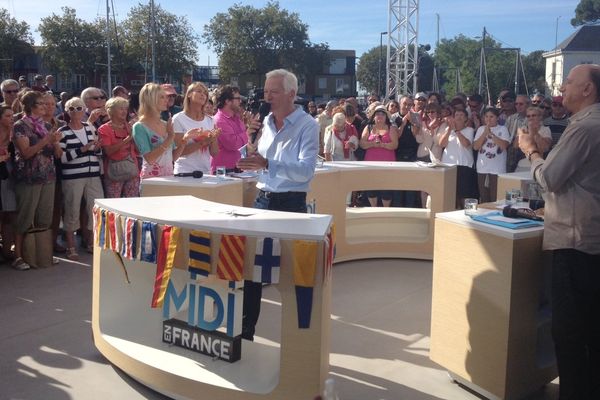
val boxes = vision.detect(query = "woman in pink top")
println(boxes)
[359,105,398,207]
[98,97,140,197]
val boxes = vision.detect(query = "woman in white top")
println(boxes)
[439,109,478,209]
[473,107,511,203]
[416,103,447,162]
[323,112,358,161]
[173,82,220,175]
[514,106,552,171]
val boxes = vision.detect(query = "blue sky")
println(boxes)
[10,0,581,63]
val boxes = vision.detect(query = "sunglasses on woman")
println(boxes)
[68,106,84,112]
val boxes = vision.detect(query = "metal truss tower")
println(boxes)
[386,0,419,99]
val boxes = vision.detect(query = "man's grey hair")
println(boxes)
[81,87,102,105]
[516,94,530,104]
[399,95,413,103]
[1,79,18,91]
[266,69,298,94]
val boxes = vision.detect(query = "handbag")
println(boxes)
[107,155,138,181]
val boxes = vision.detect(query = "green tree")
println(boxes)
[121,2,199,82]
[434,34,516,101]
[203,1,328,85]
[571,0,600,26]
[38,7,105,76]
[521,50,546,95]
[0,8,35,72]
[356,45,386,96]
[357,45,433,96]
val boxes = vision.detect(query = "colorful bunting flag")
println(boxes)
[253,237,281,284]
[189,230,211,277]
[122,217,139,260]
[293,240,318,328]
[107,211,117,251]
[140,221,158,263]
[217,234,246,282]
[151,225,180,308]
[323,224,336,282]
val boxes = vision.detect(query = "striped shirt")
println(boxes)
[59,123,102,179]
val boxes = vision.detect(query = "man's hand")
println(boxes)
[237,153,267,171]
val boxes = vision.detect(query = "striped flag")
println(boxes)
[122,217,139,260]
[189,230,211,277]
[107,211,117,251]
[253,237,281,284]
[217,234,246,282]
[293,240,318,329]
[151,225,180,308]
[140,221,158,263]
[95,208,107,249]
[323,224,336,282]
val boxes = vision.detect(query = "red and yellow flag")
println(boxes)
[217,234,246,282]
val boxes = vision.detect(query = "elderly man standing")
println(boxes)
[505,94,530,172]
[81,87,109,129]
[519,64,600,400]
[237,68,319,341]
[1,79,20,107]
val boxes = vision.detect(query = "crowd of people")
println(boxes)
[0,76,258,270]
[309,88,569,209]
[0,74,573,270]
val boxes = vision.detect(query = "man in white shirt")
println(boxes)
[237,69,319,340]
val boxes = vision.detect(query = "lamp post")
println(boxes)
[378,31,388,100]
[553,16,561,93]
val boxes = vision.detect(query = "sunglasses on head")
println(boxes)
[68,106,84,112]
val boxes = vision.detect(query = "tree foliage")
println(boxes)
[0,8,34,63]
[571,0,600,26]
[38,7,105,75]
[434,34,542,101]
[203,1,328,84]
[356,45,386,96]
[521,50,546,95]
[357,45,434,96]
[121,2,199,81]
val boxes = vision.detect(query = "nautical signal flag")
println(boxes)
[151,225,180,308]
[122,217,139,260]
[217,234,246,282]
[140,221,158,263]
[253,237,281,284]
[293,240,318,329]
[189,230,211,277]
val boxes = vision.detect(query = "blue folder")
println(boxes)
[471,211,544,229]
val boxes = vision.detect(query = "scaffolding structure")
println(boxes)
[386,0,419,99]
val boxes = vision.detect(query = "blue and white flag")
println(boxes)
[140,221,158,263]
[253,237,281,284]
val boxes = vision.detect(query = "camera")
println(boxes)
[246,88,265,114]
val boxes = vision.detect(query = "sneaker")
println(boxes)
[52,257,60,265]
[66,247,79,261]
[11,257,30,271]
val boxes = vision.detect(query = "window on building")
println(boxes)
[329,58,346,74]
[318,77,327,89]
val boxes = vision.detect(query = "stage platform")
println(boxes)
[0,251,559,399]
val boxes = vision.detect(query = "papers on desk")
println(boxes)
[230,171,258,179]
[415,161,450,168]
[471,211,543,229]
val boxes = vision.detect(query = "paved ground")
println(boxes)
[0,251,559,399]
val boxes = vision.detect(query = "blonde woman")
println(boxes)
[132,83,191,178]
[172,82,220,175]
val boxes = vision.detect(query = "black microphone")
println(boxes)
[502,206,543,221]
[251,102,271,144]
[174,171,203,178]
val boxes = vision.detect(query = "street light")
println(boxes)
[378,31,388,100]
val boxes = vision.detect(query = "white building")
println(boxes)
[543,25,600,96]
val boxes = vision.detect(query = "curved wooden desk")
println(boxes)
[141,162,457,261]
[92,196,333,400]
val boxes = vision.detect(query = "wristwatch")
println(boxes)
[527,149,540,161]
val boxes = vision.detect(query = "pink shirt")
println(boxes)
[211,109,248,172]
[364,130,395,161]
